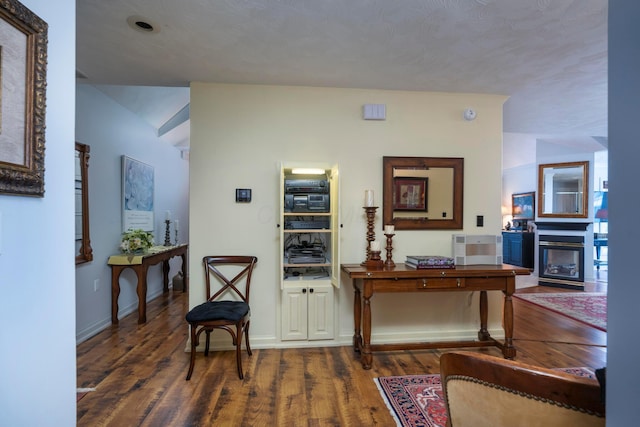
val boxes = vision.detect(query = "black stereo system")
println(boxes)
[284,174,330,213]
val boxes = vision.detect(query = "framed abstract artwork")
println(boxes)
[122,156,155,232]
[0,0,48,196]
[512,191,535,220]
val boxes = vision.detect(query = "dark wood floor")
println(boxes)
[77,271,607,426]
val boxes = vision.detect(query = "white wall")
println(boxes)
[609,1,640,422]
[189,83,507,347]
[75,84,190,342]
[0,0,76,424]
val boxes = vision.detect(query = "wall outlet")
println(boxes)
[94,279,100,291]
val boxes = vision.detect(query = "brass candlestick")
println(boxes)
[384,233,395,268]
[361,206,378,264]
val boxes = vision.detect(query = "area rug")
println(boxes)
[513,292,607,331]
[375,368,594,427]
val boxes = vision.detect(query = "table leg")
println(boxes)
[361,284,373,369]
[135,266,148,324]
[111,266,123,324]
[353,281,362,352]
[502,291,516,359]
[180,251,188,292]
[478,290,490,341]
[162,259,170,292]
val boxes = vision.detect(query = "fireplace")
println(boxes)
[538,234,585,290]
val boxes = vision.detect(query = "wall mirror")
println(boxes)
[383,156,464,230]
[76,142,93,264]
[537,161,589,218]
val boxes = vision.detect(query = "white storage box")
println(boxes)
[452,234,503,265]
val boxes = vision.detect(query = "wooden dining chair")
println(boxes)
[185,255,258,380]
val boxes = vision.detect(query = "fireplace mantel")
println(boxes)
[534,222,591,231]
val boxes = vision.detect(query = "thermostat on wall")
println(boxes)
[235,189,252,203]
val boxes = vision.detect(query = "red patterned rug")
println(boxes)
[375,368,595,427]
[514,292,607,331]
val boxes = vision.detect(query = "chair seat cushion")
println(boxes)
[186,301,249,323]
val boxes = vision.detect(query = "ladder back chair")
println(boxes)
[185,255,258,380]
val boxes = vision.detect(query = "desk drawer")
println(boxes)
[415,277,463,290]
[370,277,465,292]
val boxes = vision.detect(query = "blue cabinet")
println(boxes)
[502,232,534,268]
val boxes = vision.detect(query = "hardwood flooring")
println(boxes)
[77,271,607,426]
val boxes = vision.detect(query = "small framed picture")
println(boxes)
[512,191,535,220]
[393,178,427,211]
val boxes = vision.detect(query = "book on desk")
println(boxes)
[405,255,455,269]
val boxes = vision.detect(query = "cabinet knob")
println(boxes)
[309,288,314,293]
[302,288,307,294]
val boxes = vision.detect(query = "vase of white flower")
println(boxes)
[120,229,155,254]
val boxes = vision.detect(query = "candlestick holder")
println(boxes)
[361,206,378,265]
[384,233,395,268]
[365,250,384,269]
[164,220,171,246]
[174,228,179,246]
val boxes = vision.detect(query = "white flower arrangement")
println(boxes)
[120,229,155,253]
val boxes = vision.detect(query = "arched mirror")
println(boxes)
[537,161,589,218]
[383,156,464,230]
[76,142,93,264]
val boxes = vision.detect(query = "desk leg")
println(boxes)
[502,291,516,359]
[135,266,148,324]
[361,284,373,370]
[352,281,362,352]
[478,290,490,341]
[111,266,123,324]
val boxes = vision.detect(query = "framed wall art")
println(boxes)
[0,0,48,197]
[122,156,155,232]
[512,191,535,220]
[393,178,428,211]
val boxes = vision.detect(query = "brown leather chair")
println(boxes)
[440,351,605,427]
[185,256,258,380]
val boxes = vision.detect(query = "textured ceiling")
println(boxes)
[76,0,608,143]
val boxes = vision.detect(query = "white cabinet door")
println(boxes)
[281,286,308,341]
[308,283,334,340]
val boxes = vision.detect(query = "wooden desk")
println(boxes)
[108,244,188,324]
[341,263,530,369]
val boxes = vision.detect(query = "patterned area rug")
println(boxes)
[514,292,607,331]
[375,368,595,427]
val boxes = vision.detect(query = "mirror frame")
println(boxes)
[383,156,464,230]
[537,161,589,219]
[76,142,93,264]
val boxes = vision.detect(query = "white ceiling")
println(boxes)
[76,0,608,149]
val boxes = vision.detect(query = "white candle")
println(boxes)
[174,220,179,231]
[384,225,395,234]
[165,210,171,221]
[365,190,375,207]
[370,241,381,251]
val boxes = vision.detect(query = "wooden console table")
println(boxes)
[341,263,530,369]
[108,244,188,324]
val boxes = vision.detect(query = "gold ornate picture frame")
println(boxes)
[0,0,48,197]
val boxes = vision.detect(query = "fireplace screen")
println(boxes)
[538,235,585,289]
